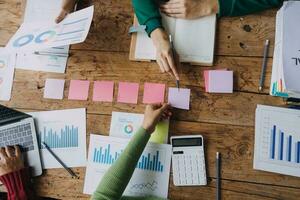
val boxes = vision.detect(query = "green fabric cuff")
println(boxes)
[135,127,151,141]
[145,18,163,37]
[218,0,233,17]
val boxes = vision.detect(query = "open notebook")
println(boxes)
[132,14,216,65]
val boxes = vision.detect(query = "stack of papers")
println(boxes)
[270,1,300,98]
[15,0,70,73]
[204,70,233,93]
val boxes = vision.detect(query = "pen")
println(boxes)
[34,51,69,57]
[169,35,180,91]
[259,39,270,91]
[42,142,79,179]
[216,152,221,200]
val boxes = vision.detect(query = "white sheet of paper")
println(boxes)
[134,14,216,65]
[175,15,216,64]
[282,2,300,92]
[254,105,300,177]
[15,0,69,73]
[0,49,16,101]
[5,6,94,52]
[28,108,87,169]
[83,134,172,198]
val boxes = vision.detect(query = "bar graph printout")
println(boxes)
[29,108,86,169]
[254,105,300,177]
[83,134,172,198]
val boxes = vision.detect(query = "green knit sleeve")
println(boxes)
[91,128,152,200]
[132,0,163,36]
[218,0,283,17]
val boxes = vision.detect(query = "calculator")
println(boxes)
[171,135,207,186]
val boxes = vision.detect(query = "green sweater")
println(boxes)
[91,128,166,200]
[132,0,284,35]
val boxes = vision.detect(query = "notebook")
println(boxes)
[131,14,216,65]
[270,1,300,98]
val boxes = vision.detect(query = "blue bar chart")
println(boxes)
[269,125,300,163]
[39,125,79,149]
[93,144,164,172]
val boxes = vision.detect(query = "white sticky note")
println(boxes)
[168,88,191,110]
[44,79,65,99]
[208,70,233,93]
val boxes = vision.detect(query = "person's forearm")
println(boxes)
[218,0,283,17]
[0,168,36,200]
[132,0,163,36]
[91,128,151,200]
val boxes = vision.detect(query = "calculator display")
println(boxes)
[172,137,202,147]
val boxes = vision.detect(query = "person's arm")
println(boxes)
[218,0,283,17]
[91,104,172,200]
[132,0,179,80]
[0,146,37,200]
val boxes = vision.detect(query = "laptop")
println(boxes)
[0,104,42,176]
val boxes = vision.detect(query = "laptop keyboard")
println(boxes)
[0,123,34,152]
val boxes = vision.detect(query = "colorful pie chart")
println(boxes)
[124,124,134,134]
[0,60,5,69]
[35,30,56,43]
[13,34,34,47]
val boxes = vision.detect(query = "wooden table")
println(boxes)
[1,0,299,199]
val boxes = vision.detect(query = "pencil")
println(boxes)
[259,39,270,91]
[216,152,221,200]
[42,142,79,179]
[169,35,180,91]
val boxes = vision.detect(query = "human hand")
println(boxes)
[55,0,77,23]
[160,0,219,19]
[0,146,24,176]
[142,103,172,134]
[150,28,180,80]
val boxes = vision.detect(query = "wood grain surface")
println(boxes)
[0,0,298,199]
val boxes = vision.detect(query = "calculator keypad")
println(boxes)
[172,148,207,186]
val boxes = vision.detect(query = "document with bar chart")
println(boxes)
[29,108,86,169]
[5,6,94,52]
[254,105,300,177]
[83,134,172,198]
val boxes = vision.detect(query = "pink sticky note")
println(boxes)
[68,80,90,100]
[168,88,191,110]
[117,82,139,104]
[44,79,65,100]
[93,81,114,102]
[208,70,233,93]
[204,70,209,92]
[143,83,165,104]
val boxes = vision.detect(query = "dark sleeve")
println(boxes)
[132,0,163,36]
[218,0,284,17]
[0,168,37,200]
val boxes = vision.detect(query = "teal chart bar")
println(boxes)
[39,125,79,149]
[93,144,164,172]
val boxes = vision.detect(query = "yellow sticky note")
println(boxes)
[150,120,169,144]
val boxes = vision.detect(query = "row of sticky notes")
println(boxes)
[204,70,233,93]
[44,79,191,110]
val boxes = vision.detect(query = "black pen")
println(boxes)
[169,35,180,91]
[216,152,221,200]
[42,142,79,179]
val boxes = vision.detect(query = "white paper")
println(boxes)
[134,14,216,65]
[282,2,300,92]
[109,111,144,139]
[28,108,87,169]
[5,6,94,52]
[254,105,300,177]
[175,15,216,64]
[15,0,69,73]
[0,49,16,101]
[83,134,172,198]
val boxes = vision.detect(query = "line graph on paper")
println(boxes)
[130,181,158,191]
